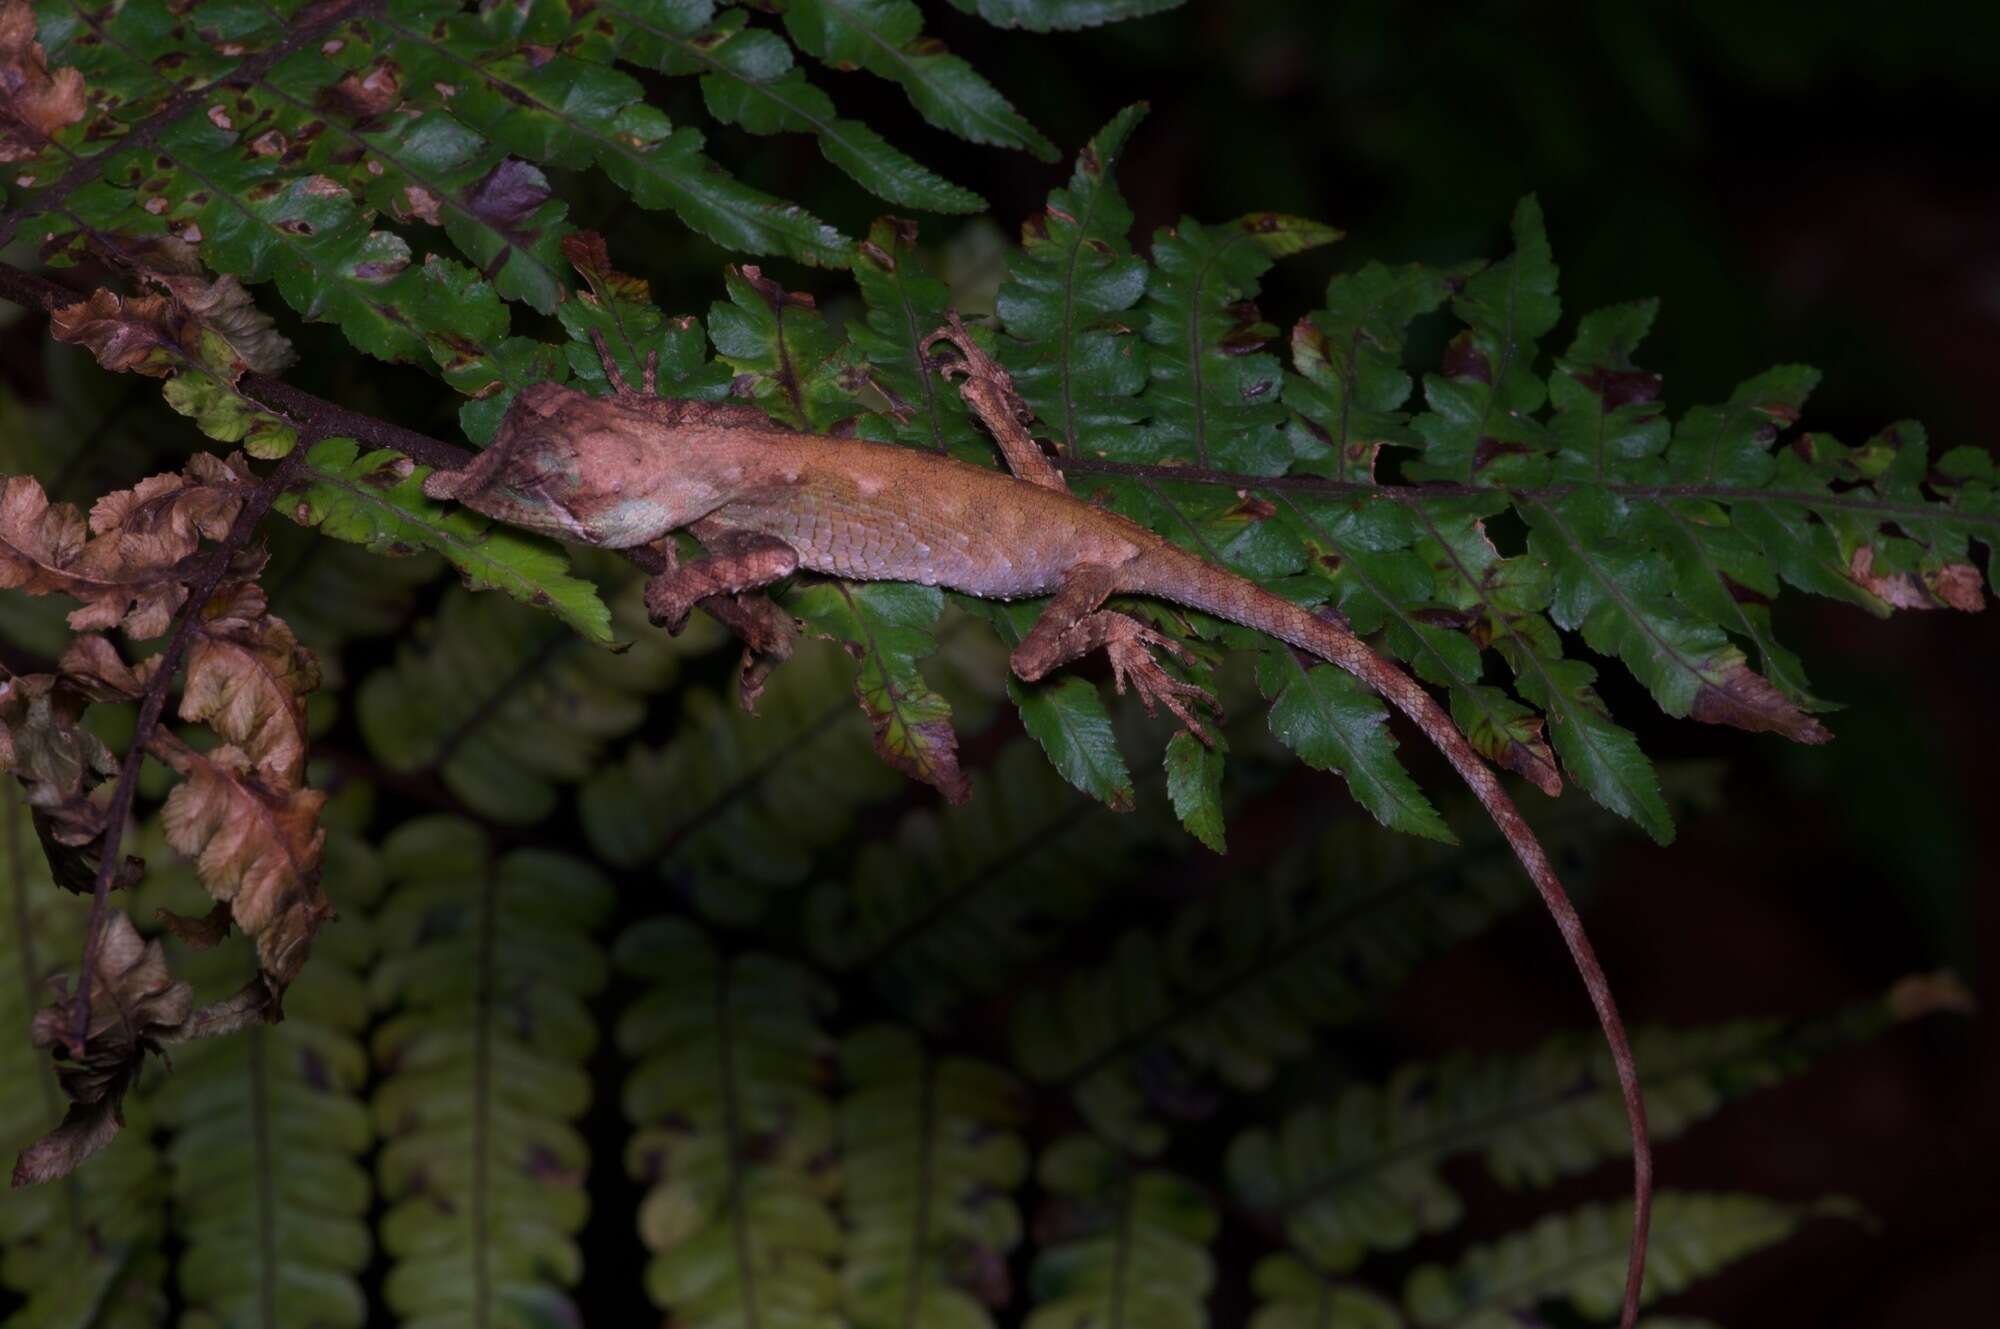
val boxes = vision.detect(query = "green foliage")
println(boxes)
[839,1026,1029,1329]
[370,818,615,1327]
[284,437,616,644]
[1227,983,1925,1274]
[1027,1135,1216,1329]
[1404,1191,1855,1326]
[156,827,384,1328]
[615,916,842,1328]
[1010,781,1684,1155]
[359,573,697,822]
[580,635,904,924]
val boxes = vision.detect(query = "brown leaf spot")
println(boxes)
[316,62,400,123]
[248,128,286,157]
[400,182,443,225]
[1440,330,1491,383]
[1570,366,1662,407]
[1689,662,1832,744]
[1471,436,1531,473]
[1932,563,1985,612]
[205,103,232,131]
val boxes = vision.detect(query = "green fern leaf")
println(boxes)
[1026,1135,1215,1329]
[1228,981,1948,1272]
[1287,261,1456,483]
[997,104,1150,454]
[849,217,990,459]
[283,437,615,645]
[611,4,985,213]
[358,575,695,823]
[1249,1256,1401,1329]
[1257,646,1451,842]
[839,1025,1030,1329]
[786,579,971,803]
[580,636,903,924]
[1138,213,1341,470]
[946,0,1189,30]
[709,263,859,430]
[156,827,385,1328]
[782,0,1058,160]
[808,742,1156,1028]
[370,818,614,1327]
[1403,1191,1856,1326]
[616,916,842,1329]
[1011,784,1688,1154]
[1408,196,1560,485]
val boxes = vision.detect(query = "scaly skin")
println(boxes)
[423,327,1654,1328]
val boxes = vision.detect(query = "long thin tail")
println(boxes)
[1146,561,1652,1327]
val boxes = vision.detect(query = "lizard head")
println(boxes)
[421,382,690,549]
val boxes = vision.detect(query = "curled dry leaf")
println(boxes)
[0,670,143,894]
[1689,660,1832,744]
[0,454,253,637]
[49,289,185,376]
[178,579,319,784]
[153,736,330,988]
[11,911,190,1186]
[0,0,86,162]
[152,272,296,374]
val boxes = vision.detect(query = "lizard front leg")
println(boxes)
[1013,563,1223,743]
[645,530,800,634]
[923,313,1069,493]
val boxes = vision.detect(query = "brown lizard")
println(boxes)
[422,320,1654,1325]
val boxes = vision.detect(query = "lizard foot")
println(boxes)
[921,313,1033,422]
[1099,614,1224,744]
[644,580,695,634]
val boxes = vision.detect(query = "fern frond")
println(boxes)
[1227,980,1952,1272]
[580,635,903,925]
[0,787,168,1326]
[839,1025,1030,1329]
[156,826,385,1328]
[1010,780,1687,1154]
[1402,1191,1856,1326]
[359,573,703,823]
[996,104,1151,455]
[369,817,614,1326]
[808,740,1156,1028]
[781,0,1058,160]
[284,436,615,644]
[616,915,842,1328]
[262,521,440,693]
[1026,1135,1216,1329]
[945,0,1189,31]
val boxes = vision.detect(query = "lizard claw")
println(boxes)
[1101,616,1223,744]
[643,578,694,635]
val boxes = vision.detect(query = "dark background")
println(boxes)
[6,1,1997,1322]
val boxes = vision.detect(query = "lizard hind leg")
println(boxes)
[1012,563,1223,743]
